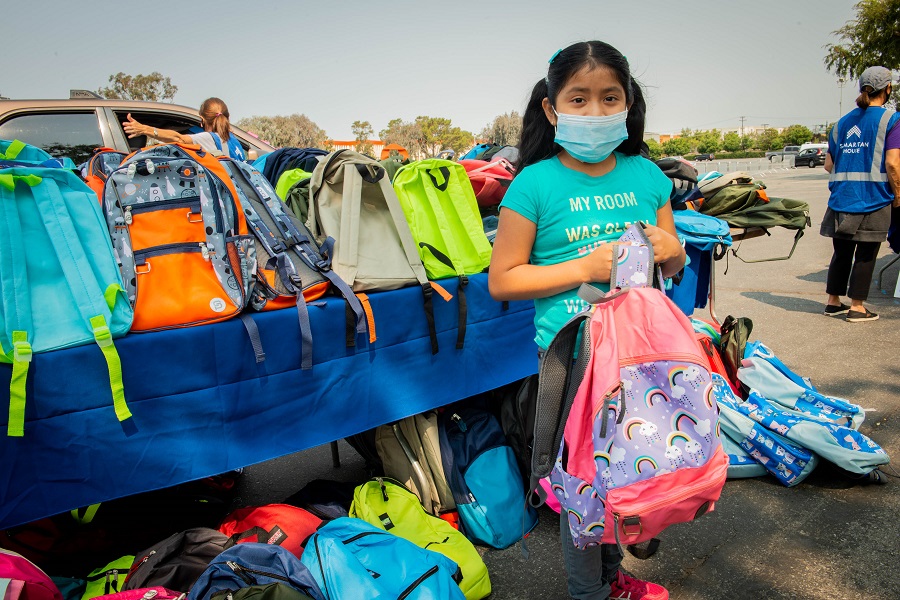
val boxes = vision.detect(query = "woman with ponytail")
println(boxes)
[821,66,900,323]
[489,40,682,600]
[123,97,247,161]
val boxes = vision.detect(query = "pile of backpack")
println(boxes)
[0,140,502,437]
[0,383,550,600]
[655,158,812,264]
[692,315,890,486]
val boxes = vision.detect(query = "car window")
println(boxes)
[0,111,102,164]
[111,109,201,152]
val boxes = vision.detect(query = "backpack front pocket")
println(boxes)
[126,198,205,252]
[132,244,239,331]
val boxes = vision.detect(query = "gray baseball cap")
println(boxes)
[859,66,893,92]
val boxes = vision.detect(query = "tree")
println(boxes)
[98,72,177,102]
[694,129,722,154]
[235,114,327,148]
[723,132,742,152]
[661,137,691,157]
[380,118,424,158]
[757,128,783,151]
[351,120,374,156]
[781,124,814,146]
[479,112,522,146]
[644,138,663,161]
[415,116,473,157]
[824,0,900,104]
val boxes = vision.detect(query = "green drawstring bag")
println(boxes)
[81,555,135,600]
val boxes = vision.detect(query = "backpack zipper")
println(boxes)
[594,381,625,438]
[225,561,299,587]
[397,566,439,600]
[619,353,705,368]
[124,197,203,225]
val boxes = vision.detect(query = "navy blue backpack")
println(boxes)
[188,543,324,600]
[439,407,538,549]
[259,148,329,187]
[300,517,465,600]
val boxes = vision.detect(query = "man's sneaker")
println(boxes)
[824,302,851,316]
[846,308,879,322]
[609,570,669,600]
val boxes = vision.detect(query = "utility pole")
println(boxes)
[739,116,746,149]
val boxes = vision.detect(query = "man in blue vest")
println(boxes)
[822,66,900,322]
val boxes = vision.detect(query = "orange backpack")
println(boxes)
[102,143,256,331]
[82,147,127,202]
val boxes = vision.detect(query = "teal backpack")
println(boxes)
[0,167,134,437]
[0,139,71,168]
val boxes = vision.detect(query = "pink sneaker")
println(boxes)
[608,570,669,600]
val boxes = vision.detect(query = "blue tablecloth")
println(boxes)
[0,274,538,529]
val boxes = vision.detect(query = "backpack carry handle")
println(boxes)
[426,167,451,192]
[355,163,385,184]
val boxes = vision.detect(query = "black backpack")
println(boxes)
[497,375,538,486]
[124,528,233,592]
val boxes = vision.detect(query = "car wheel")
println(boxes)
[809,160,816,168]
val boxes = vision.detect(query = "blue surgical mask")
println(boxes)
[553,109,629,163]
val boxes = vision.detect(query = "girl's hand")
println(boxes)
[579,242,615,283]
[642,224,683,264]
[122,113,144,139]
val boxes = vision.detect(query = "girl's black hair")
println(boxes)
[516,41,647,173]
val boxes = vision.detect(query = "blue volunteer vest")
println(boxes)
[827,106,900,213]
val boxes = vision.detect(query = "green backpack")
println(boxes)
[393,159,493,348]
[716,197,811,263]
[275,168,312,223]
[349,478,491,600]
[81,555,134,600]
[700,181,765,217]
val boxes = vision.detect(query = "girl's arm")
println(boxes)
[643,202,687,279]
[488,207,614,301]
[122,113,193,145]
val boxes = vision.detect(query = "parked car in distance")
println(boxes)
[765,145,800,161]
[695,153,715,161]
[795,147,826,168]
[0,91,275,166]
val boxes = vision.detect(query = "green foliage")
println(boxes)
[479,112,522,146]
[661,137,692,156]
[644,138,663,160]
[757,128,783,151]
[98,72,177,102]
[380,118,423,157]
[712,150,766,159]
[352,120,374,156]
[415,116,473,157]
[235,114,327,148]
[695,129,722,154]
[723,132,742,152]
[824,0,900,104]
[781,124,814,146]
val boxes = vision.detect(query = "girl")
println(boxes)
[488,41,684,600]
[123,97,247,161]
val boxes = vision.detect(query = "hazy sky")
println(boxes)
[4,1,863,140]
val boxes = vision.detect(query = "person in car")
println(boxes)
[122,97,246,161]
[821,66,900,323]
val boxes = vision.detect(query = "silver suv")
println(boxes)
[0,90,275,165]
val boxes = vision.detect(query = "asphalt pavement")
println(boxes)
[233,165,899,600]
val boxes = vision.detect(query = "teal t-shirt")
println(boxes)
[500,152,671,349]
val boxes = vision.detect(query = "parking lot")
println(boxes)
[234,167,899,600]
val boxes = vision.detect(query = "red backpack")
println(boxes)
[0,549,62,600]
[217,504,322,559]
[459,158,515,207]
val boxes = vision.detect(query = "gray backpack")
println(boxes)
[124,528,232,592]
[375,412,456,515]
[307,150,441,353]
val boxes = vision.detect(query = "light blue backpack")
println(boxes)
[713,375,819,486]
[300,517,466,600]
[0,167,133,436]
[0,139,71,168]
